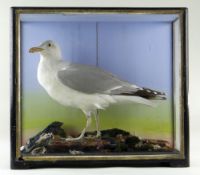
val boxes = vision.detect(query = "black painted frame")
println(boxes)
[11,7,189,169]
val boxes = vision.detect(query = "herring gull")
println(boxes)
[29,40,166,141]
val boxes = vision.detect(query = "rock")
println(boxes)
[125,136,140,147]
[20,121,173,155]
[20,121,65,154]
[85,128,130,138]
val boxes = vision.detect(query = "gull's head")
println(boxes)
[29,40,62,58]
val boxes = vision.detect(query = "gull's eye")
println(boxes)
[48,43,52,47]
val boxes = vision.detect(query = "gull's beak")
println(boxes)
[29,47,44,53]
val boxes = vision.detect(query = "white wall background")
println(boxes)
[0,0,200,174]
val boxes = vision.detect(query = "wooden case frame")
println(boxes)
[11,7,189,168]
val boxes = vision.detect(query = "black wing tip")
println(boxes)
[135,87,167,100]
[110,86,167,100]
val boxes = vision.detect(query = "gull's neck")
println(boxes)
[37,53,70,90]
[40,52,62,61]
[39,54,70,67]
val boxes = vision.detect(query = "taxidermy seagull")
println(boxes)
[29,40,166,141]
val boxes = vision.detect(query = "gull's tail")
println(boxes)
[113,96,157,107]
[110,87,166,107]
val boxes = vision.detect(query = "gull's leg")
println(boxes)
[94,110,101,138]
[65,115,92,141]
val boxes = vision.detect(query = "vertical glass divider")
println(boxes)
[96,22,99,67]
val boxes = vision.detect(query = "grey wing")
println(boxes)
[57,63,139,94]
[57,63,166,99]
